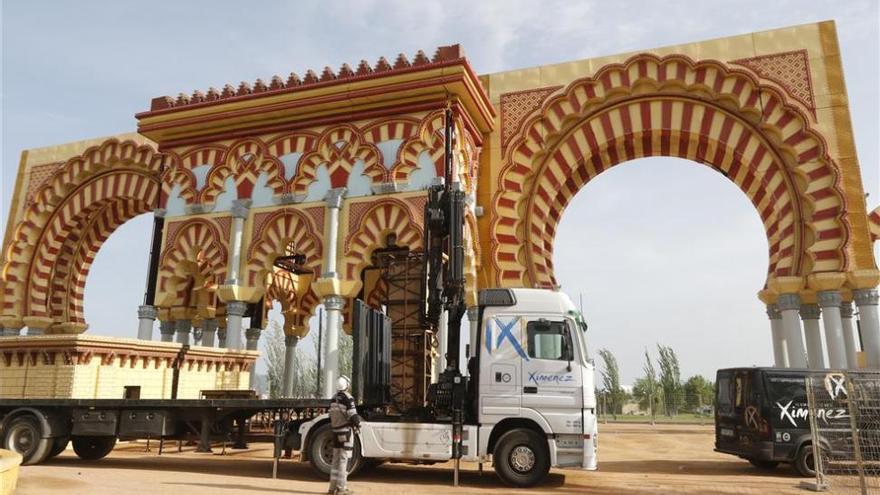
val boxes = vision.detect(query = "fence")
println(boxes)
[596,389,714,425]
[806,371,880,494]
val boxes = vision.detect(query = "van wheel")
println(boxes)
[748,459,779,470]
[794,444,825,477]
[493,428,550,487]
[3,415,51,465]
[46,437,70,459]
[72,436,116,460]
[307,423,363,480]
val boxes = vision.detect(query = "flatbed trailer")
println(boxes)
[0,397,334,465]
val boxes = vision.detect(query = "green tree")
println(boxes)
[683,375,714,413]
[263,321,287,399]
[657,344,682,416]
[264,321,319,399]
[631,348,660,423]
[597,349,626,417]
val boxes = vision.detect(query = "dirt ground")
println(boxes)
[15,423,812,494]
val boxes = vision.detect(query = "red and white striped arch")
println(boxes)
[341,198,424,294]
[155,219,227,308]
[491,54,848,289]
[2,138,169,330]
[244,208,324,288]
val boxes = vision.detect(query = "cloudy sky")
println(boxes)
[2,1,878,383]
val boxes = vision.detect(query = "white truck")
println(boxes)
[298,287,597,487]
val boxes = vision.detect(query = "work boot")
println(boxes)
[337,489,354,495]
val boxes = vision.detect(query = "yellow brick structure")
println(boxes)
[0,449,21,495]
[0,335,255,399]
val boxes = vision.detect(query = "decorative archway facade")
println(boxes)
[2,22,879,401]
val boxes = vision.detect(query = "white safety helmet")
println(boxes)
[336,375,350,392]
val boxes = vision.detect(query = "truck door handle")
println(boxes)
[523,386,538,394]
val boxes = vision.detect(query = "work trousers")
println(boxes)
[329,427,353,492]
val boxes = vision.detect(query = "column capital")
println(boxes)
[226,300,249,316]
[799,304,821,320]
[245,327,262,341]
[817,290,842,309]
[138,305,159,319]
[153,208,167,218]
[325,187,347,208]
[854,288,880,307]
[231,199,253,219]
[285,335,300,346]
[765,304,781,320]
[840,300,855,319]
[777,293,801,311]
[323,294,345,310]
[175,319,192,332]
[159,320,175,336]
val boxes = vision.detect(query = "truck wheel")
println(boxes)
[72,436,116,461]
[46,437,70,460]
[307,423,363,479]
[3,415,51,465]
[794,444,826,477]
[493,429,550,487]
[748,459,778,470]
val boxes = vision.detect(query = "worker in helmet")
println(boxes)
[328,375,362,495]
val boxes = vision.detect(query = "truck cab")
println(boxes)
[298,287,597,487]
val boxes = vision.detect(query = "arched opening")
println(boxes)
[82,212,154,335]
[554,157,770,384]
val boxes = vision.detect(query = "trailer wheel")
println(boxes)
[307,423,363,479]
[493,428,550,487]
[46,436,70,460]
[3,415,51,465]
[72,436,116,461]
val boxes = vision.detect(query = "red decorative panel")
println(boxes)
[304,206,325,232]
[25,162,65,206]
[731,50,816,119]
[500,86,562,150]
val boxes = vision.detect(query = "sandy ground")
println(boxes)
[15,423,812,495]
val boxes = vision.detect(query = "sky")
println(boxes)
[2,0,878,384]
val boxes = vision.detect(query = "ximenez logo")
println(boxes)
[776,400,848,428]
[528,371,574,386]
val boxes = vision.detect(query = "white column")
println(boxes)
[320,187,346,399]
[854,288,880,368]
[282,335,300,397]
[778,293,807,367]
[225,301,248,350]
[201,319,218,347]
[766,304,787,367]
[159,320,175,342]
[840,301,859,368]
[175,319,192,345]
[818,290,847,369]
[800,304,825,369]
[137,305,157,340]
[322,295,344,399]
[225,199,251,286]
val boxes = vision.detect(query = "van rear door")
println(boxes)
[715,370,739,452]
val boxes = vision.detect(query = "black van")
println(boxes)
[714,367,852,477]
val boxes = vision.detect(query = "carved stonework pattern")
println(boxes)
[500,86,562,150]
[251,212,273,242]
[215,216,232,241]
[304,206,324,233]
[731,50,816,118]
[25,162,65,206]
[347,201,375,237]
[163,220,186,251]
